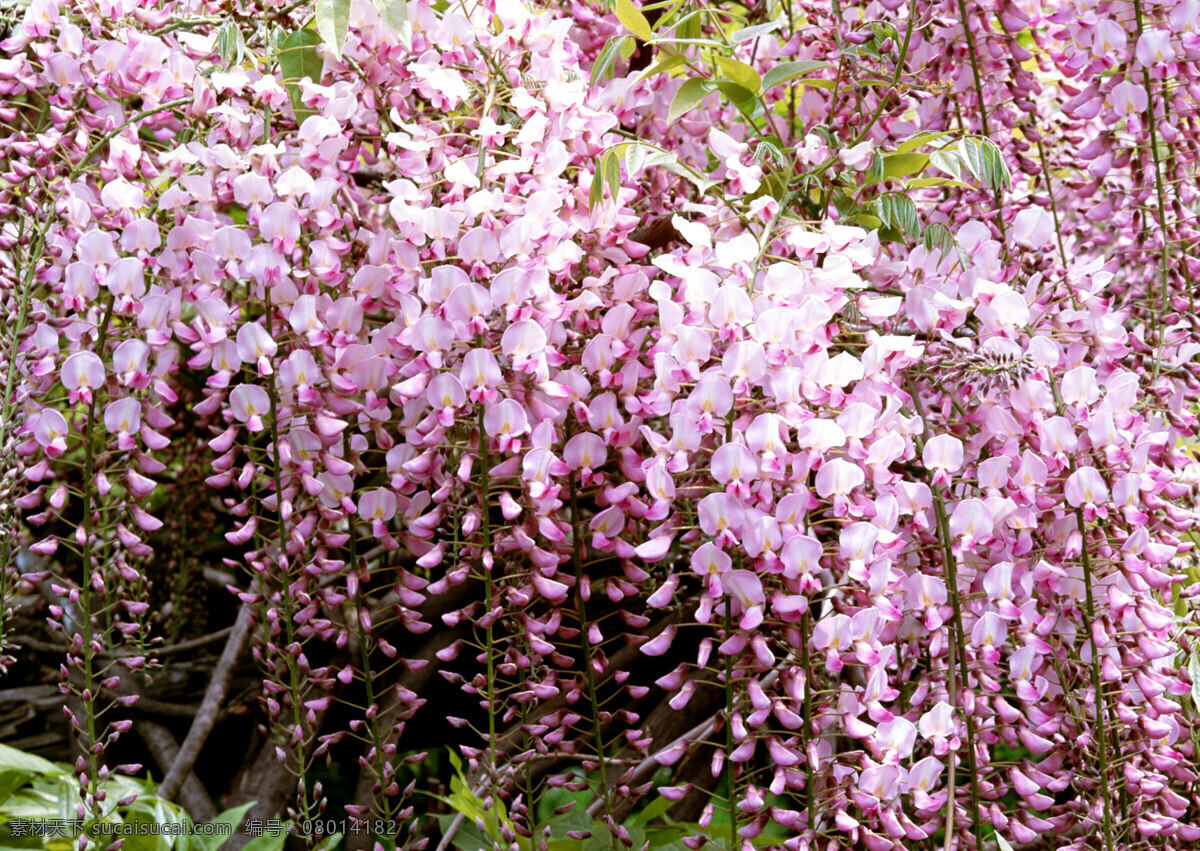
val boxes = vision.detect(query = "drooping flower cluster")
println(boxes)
[2,0,1199,848]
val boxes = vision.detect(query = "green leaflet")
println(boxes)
[215,20,245,68]
[315,0,350,61]
[957,136,1012,191]
[373,0,408,33]
[277,29,323,123]
[668,77,716,123]
[928,137,1012,191]
[716,80,761,124]
[240,826,290,851]
[0,743,57,776]
[761,59,832,91]
[193,802,256,851]
[590,36,632,87]
[930,147,962,181]
[587,147,622,208]
[896,130,950,153]
[906,176,975,189]
[716,56,761,93]
[874,192,920,237]
[616,0,653,41]
[922,221,958,257]
[730,19,783,44]
[881,152,929,180]
[636,51,687,82]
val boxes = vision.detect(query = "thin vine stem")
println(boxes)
[345,433,391,822]
[1047,378,1118,851]
[77,292,115,833]
[567,464,613,827]
[799,611,815,824]
[723,604,737,850]
[476,403,497,777]
[722,408,739,848]
[264,287,312,828]
[906,379,984,849]
[954,0,1009,245]
[1034,137,1080,311]
[1131,0,1173,382]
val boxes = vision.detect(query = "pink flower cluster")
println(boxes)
[3,0,1200,847]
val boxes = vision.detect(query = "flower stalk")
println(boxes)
[264,289,311,826]
[1131,0,1173,380]
[907,380,983,848]
[567,465,613,825]
[76,293,116,828]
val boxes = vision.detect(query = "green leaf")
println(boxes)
[862,153,884,185]
[623,826,647,849]
[216,20,244,68]
[277,29,323,123]
[267,25,288,53]
[716,56,761,93]
[1189,655,1200,708]
[434,814,490,851]
[630,793,675,827]
[906,176,975,189]
[240,825,290,851]
[0,743,59,776]
[754,138,785,167]
[829,189,855,218]
[643,149,718,193]
[870,22,900,45]
[957,138,983,184]
[763,171,790,202]
[731,19,783,43]
[874,192,920,237]
[197,801,257,851]
[957,136,1011,191]
[668,77,716,122]
[676,8,701,40]
[896,130,949,153]
[616,0,653,40]
[923,221,957,257]
[849,212,883,229]
[995,836,1015,851]
[604,148,621,200]
[589,169,604,209]
[715,81,760,122]
[853,38,880,59]
[643,828,691,849]
[313,835,342,851]
[761,59,831,91]
[620,141,649,176]
[124,803,174,851]
[637,51,687,81]
[590,37,627,88]
[373,0,409,33]
[0,770,30,809]
[881,152,928,180]
[315,0,350,60]
[929,148,962,181]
